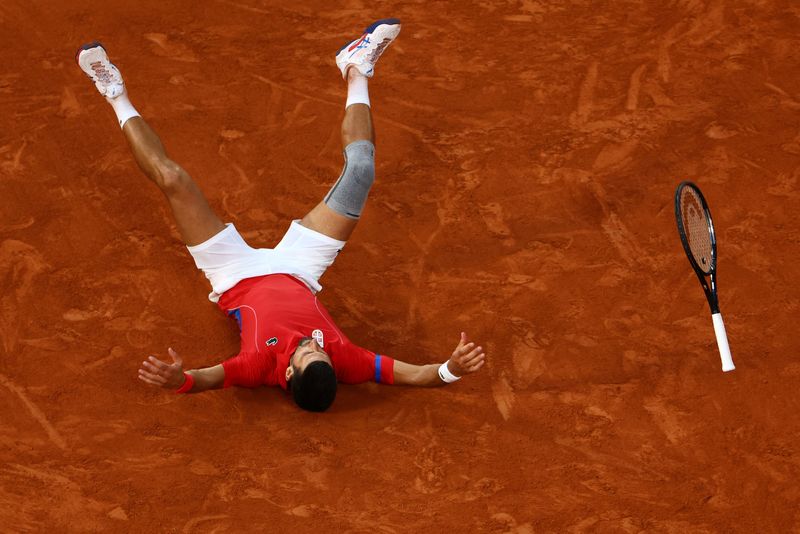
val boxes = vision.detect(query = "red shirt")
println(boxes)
[218,274,394,389]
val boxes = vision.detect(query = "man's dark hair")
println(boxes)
[290,361,337,412]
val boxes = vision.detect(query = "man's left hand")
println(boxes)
[138,348,186,389]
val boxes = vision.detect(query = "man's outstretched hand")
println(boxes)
[447,332,486,377]
[138,348,186,389]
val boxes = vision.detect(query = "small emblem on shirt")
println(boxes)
[312,329,324,348]
[266,337,278,346]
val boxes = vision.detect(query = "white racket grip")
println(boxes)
[711,313,735,372]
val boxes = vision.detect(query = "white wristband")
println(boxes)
[438,362,461,384]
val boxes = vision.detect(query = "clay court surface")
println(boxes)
[3,0,800,532]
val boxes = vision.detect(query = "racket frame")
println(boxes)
[674,181,720,314]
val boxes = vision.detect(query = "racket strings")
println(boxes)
[680,188,714,274]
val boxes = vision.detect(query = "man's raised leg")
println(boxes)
[299,72,374,242]
[121,117,225,246]
[299,19,400,242]
[76,43,224,246]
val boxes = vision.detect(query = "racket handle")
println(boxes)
[711,312,735,372]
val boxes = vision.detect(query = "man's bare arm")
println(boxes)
[138,348,225,393]
[393,332,486,387]
[184,365,225,392]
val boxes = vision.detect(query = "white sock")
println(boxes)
[107,91,140,129]
[345,73,370,108]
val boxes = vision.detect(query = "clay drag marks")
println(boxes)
[3,0,800,531]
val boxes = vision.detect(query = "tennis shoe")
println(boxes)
[76,42,126,99]
[335,18,401,79]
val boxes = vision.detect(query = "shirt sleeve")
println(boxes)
[334,342,395,385]
[221,351,272,388]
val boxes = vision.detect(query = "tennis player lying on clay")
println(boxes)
[76,19,486,412]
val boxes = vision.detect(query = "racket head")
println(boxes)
[675,181,717,276]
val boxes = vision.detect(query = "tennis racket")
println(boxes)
[674,181,735,372]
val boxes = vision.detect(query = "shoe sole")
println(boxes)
[75,41,105,66]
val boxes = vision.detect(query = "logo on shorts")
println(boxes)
[266,337,278,347]
[312,329,324,348]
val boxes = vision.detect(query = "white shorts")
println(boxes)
[187,221,345,302]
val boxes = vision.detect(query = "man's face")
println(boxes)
[285,337,332,382]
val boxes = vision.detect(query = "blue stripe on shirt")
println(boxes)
[375,355,382,383]
[227,309,243,331]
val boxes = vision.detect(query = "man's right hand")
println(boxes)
[138,348,186,389]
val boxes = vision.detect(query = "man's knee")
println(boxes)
[152,159,190,194]
[324,140,375,219]
[346,147,375,186]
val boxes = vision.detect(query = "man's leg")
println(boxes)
[299,19,400,242]
[77,43,224,246]
[122,117,225,246]
[299,73,373,242]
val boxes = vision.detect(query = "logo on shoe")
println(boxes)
[348,34,370,53]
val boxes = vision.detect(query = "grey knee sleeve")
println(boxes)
[324,140,375,219]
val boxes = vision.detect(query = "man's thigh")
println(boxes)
[299,202,358,242]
